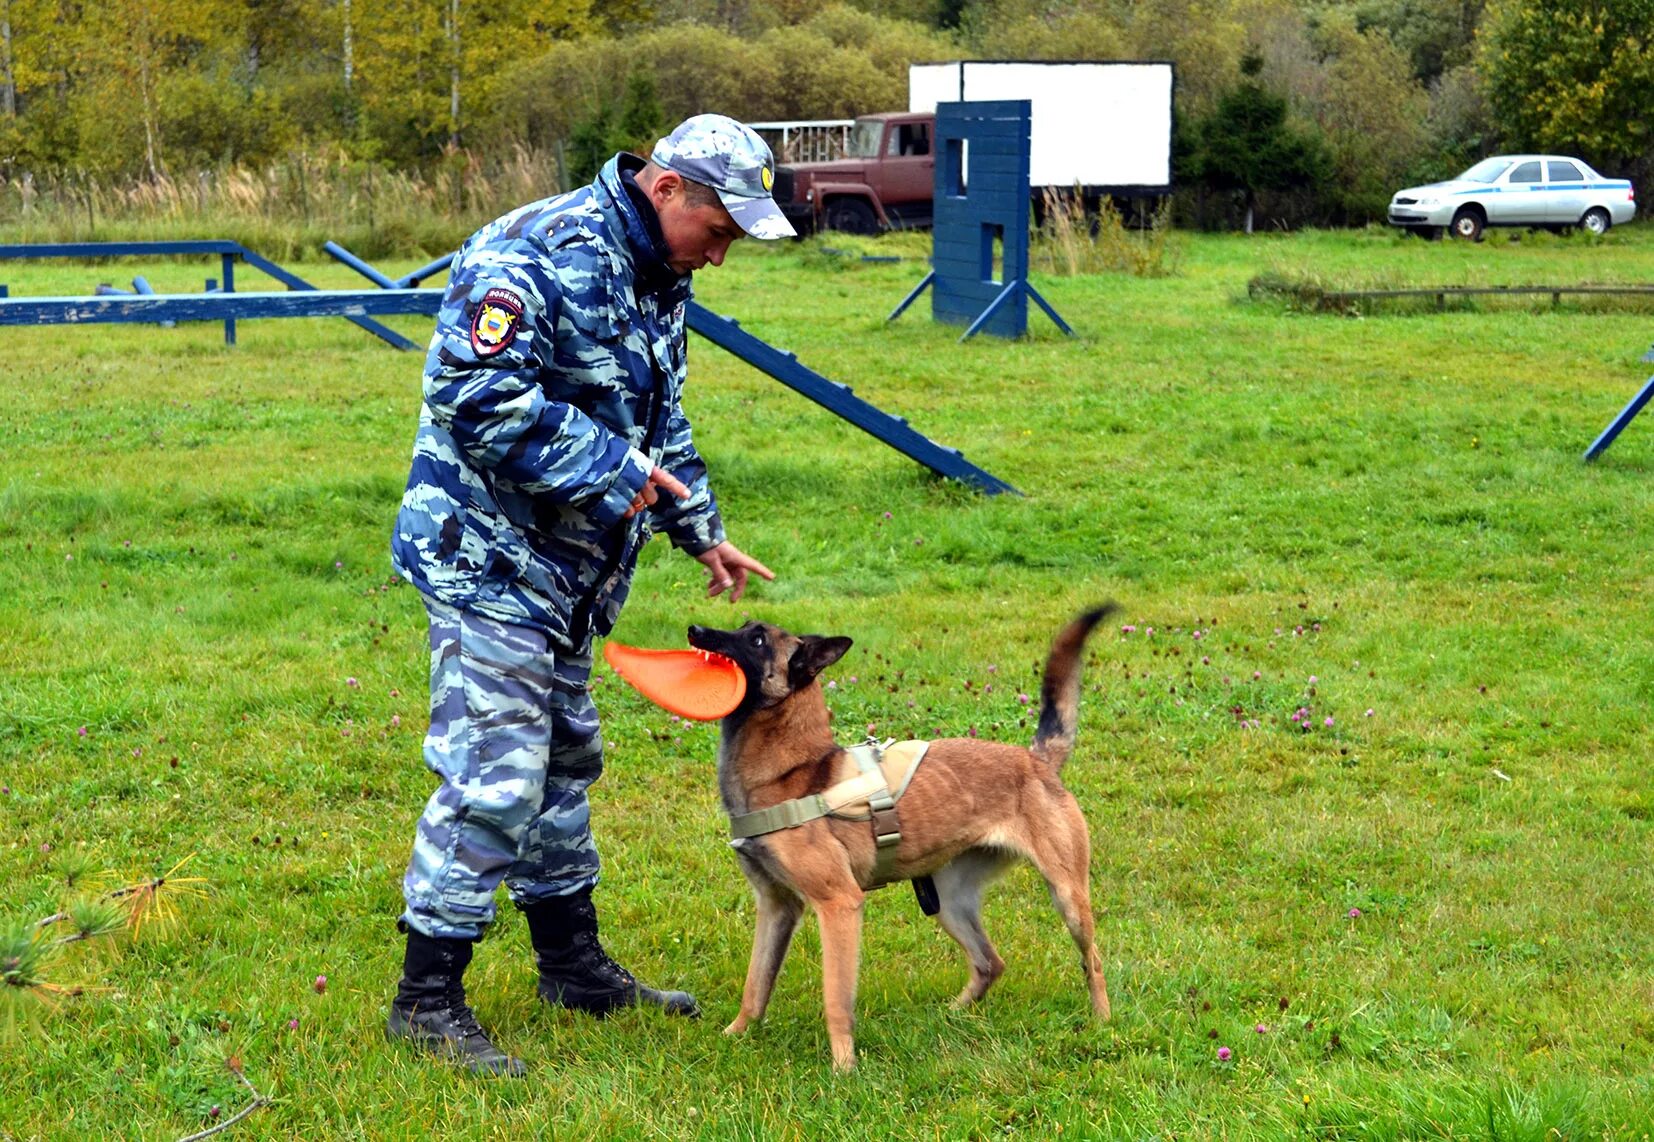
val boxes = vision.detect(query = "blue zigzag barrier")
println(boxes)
[0,240,429,348]
[0,288,442,325]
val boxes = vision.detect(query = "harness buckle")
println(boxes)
[870,806,902,848]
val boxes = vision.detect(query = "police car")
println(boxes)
[1388,155,1635,240]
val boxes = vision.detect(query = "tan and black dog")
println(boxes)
[687,605,1117,1071]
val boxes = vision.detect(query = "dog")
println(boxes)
[687,604,1117,1071]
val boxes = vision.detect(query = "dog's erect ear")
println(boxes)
[788,636,853,689]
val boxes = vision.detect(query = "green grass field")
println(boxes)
[3,223,1653,1139]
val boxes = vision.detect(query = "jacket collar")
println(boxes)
[596,153,692,306]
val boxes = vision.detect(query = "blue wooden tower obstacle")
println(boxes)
[888,100,1072,342]
[0,239,1016,495]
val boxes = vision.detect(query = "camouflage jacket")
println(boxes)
[392,153,725,651]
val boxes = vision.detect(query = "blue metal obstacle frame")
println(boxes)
[888,100,1071,342]
[0,239,1015,494]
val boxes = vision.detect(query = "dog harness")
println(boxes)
[728,739,930,888]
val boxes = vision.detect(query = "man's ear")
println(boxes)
[645,168,681,209]
[788,636,853,689]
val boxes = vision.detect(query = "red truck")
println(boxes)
[768,62,1176,235]
[772,112,938,235]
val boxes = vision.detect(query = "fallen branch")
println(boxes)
[174,1068,271,1142]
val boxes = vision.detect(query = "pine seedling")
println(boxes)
[1,923,68,1037]
[2,854,208,1043]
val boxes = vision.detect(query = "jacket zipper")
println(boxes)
[570,315,672,646]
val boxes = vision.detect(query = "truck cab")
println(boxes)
[773,112,936,234]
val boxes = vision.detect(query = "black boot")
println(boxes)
[522,891,699,1018]
[386,927,526,1077]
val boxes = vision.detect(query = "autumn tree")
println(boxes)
[952,0,1124,60]
[351,0,595,161]
[1478,0,1654,169]
[563,69,665,185]
[493,4,952,151]
[75,0,233,177]
[1351,0,1485,84]
[0,0,76,170]
[1273,17,1432,222]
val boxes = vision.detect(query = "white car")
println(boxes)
[1388,155,1636,240]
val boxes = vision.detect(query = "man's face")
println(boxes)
[652,174,744,275]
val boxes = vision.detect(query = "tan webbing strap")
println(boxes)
[846,744,902,884]
[729,794,831,840]
[884,741,929,800]
[727,770,891,840]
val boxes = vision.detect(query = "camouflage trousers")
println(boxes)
[401,597,604,940]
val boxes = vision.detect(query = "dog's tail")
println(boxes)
[1030,602,1118,771]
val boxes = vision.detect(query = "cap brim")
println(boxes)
[720,191,796,240]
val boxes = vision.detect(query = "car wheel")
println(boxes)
[823,198,878,235]
[1580,207,1612,236]
[1449,208,1484,241]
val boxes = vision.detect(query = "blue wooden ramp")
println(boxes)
[1585,373,1654,461]
[684,301,1019,494]
[322,242,1020,496]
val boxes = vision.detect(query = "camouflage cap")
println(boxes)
[651,114,795,240]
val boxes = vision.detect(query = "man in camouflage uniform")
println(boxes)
[386,114,793,1075]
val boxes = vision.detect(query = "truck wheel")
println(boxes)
[824,198,878,235]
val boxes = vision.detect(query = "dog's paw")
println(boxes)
[722,1017,750,1036]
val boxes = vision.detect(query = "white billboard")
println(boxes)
[909,61,1174,190]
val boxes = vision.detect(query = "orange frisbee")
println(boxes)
[603,641,747,721]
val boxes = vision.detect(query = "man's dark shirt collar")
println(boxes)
[610,153,689,302]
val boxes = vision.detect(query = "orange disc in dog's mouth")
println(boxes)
[602,641,747,721]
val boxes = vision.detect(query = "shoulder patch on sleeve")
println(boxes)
[470,287,525,357]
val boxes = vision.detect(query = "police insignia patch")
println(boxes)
[470,286,524,357]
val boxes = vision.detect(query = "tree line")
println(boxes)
[0,0,1649,228]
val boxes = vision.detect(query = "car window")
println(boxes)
[1509,161,1542,184]
[1459,158,1512,183]
[1548,160,1584,182]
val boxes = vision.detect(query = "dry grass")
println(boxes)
[1030,189,1175,277]
[0,146,564,260]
